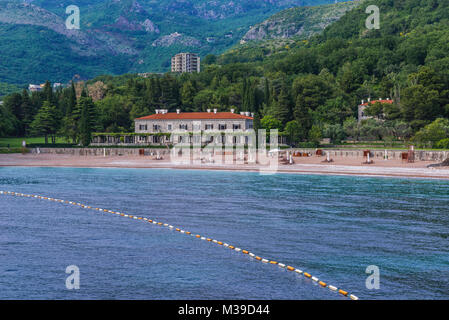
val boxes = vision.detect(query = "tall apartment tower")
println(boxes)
[171,53,200,73]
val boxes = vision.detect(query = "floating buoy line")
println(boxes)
[1,190,359,300]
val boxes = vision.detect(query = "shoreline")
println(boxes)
[2,164,449,180]
[1,154,449,180]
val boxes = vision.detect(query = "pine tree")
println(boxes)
[30,101,58,144]
[270,89,291,126]
[181,81,196,112]
[4,92,23,121]
[159,75,179,110]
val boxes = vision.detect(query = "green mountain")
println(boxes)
[241,1,360,42]
[0,0,335,86]
[2,0,449,146]
[218,0,361,64]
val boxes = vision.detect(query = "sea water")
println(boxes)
[0,167,448,299]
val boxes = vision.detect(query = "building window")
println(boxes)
[179,124,188,130]
[139,124,147,130]
[205,124,213,130]
[167,124,172,131]
[153,125,161,131]
[233,124,241,130]
[219,124,227,130]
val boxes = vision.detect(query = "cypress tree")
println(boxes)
[294,95,312,141]
[60,83,78,143]
[21,89,34,136]
[264,78,270,106]
[43,81,54,105]
[242,78,253,112]
[78,96,96,147]
[67,83,77,116]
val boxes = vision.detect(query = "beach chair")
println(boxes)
[401,152,408,163]
[362,150,374,164]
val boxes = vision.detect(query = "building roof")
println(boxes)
[359,99,394,106]
[136,112,253,121]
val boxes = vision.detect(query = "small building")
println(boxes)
[171,53,200,73]
[29,83,64,92]
[358,98,394,122]
[28,84,43,92]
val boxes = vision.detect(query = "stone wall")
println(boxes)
[289,149,449,162]
[30,148,171,157]
[30,147,449,162]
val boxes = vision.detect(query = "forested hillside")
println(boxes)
[0,82,21,98]
[1,0,449,149]
[242,1,359,42]
[0,0,333,87]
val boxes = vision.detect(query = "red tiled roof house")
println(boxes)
[133,108,254,145]
[358,98,394,122]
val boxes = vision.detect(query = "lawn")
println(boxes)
[0,137,68,148]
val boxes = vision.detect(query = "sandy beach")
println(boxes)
[1,153,449,179]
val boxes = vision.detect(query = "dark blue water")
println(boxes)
[0,167,448,300]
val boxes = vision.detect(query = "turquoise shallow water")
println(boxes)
[0,167,448,299]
